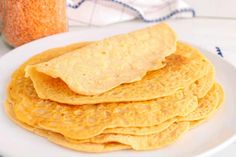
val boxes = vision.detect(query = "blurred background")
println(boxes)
[0,0,235,47]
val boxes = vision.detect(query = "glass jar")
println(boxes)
[0,0,3,33]
[2,0,68,47]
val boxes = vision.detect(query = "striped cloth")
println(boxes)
[67,0,195,26]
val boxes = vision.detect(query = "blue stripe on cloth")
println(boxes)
[67,0,86,9]
[67,0,196,23]
[215,47,224,57]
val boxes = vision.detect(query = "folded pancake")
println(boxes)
[7,42,217,140]
[25,42,213,105]
[95,72,215,136]
[103,118,176,135]
[5,83,224,152]
[187,68,215,98]
[10,81,198,140]
[104,83,223,136]
[4,100,131,152]
[5,87,223,152]
[55,83,223,145]
[65,122,190,151]
[6,99,189,152]
[179,83,224,121]
[26,23,176,95]
[189,83,224,128]
[47,83,224,151]
[4,21,225,153]
[6,98,190,152]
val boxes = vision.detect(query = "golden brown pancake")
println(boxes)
[4,100,131,152]
[5,83,224,152]
[9,42,220,140]
[103,118,176,135]
[179,83,223,121]
[26,23,176,95]
[4,34,224,153]
[25,42,213,105]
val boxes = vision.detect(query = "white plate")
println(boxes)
[0,24,236,157]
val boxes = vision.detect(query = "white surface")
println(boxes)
[185,0,236,18]
[0,23,235,157]
[0,0,236,156]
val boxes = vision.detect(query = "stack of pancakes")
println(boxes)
[5,24,224,152]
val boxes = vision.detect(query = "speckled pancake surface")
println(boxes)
[4,100,131,153]
[104,83,224,136]
[26,23,176,95]
[65,122,190,150]
[26,42,213,105]
[103,118,176,135]
[38,83,223,149]
[9,74,198,139]
[8,42,221,140]
[4,30,224,153]
[5,99,190,152]
[5,82,224,152]
[179,83,224,121]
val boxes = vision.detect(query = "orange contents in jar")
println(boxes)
[0,1,3,32]
[3,0,68,47]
